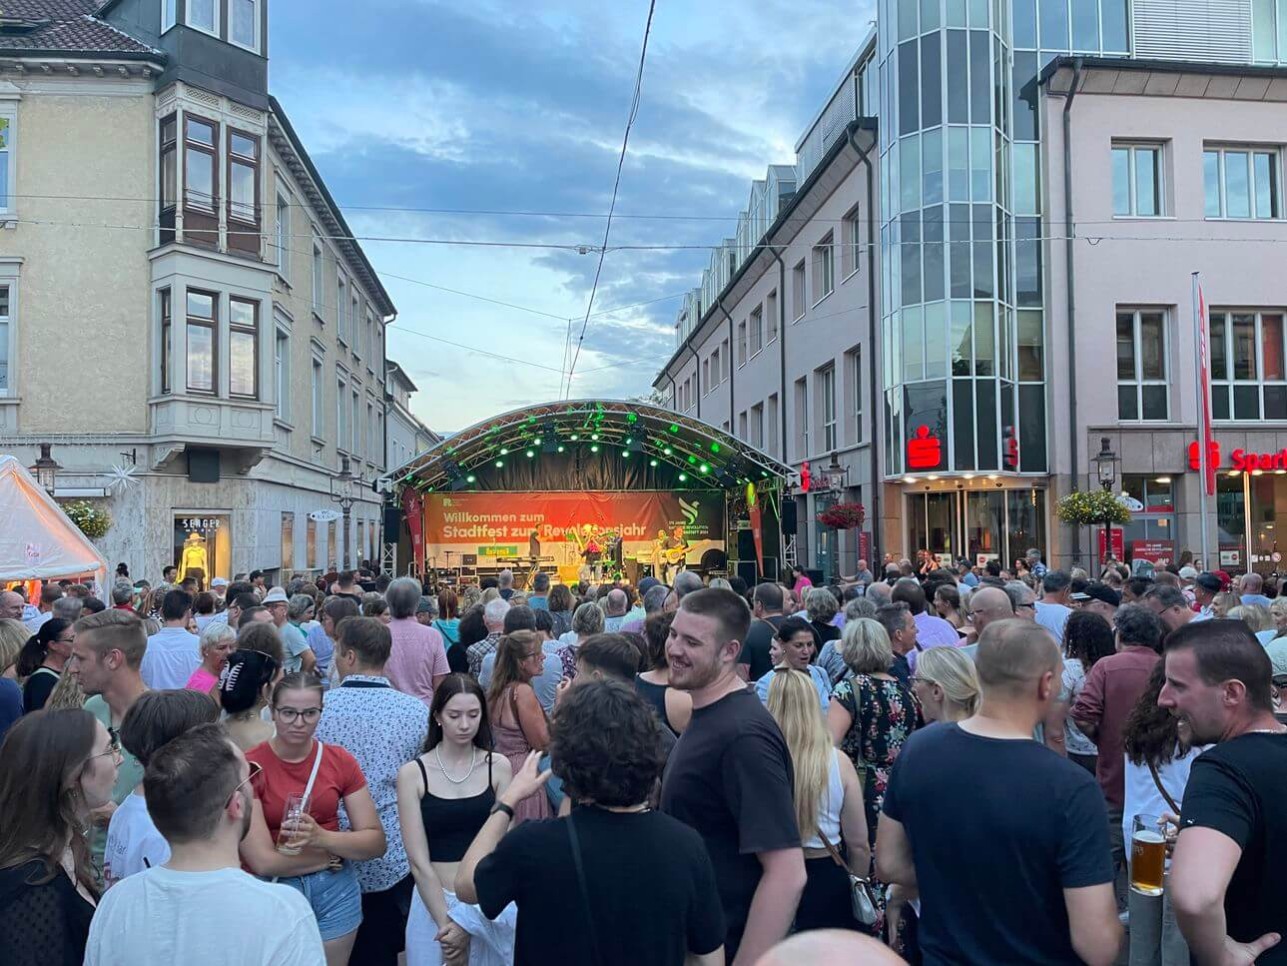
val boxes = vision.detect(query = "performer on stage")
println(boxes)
[660,526,689,585]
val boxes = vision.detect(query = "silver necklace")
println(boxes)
[434,747,478,784]
[1246,727,1287,735]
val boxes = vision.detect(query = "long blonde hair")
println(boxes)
[767,668,833,841]
[915,647,981,720]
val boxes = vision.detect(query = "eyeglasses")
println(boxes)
[226,759,263,807]
[88,728,122,764]
[273,707,322,724]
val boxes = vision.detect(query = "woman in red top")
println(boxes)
[246,673,385,966]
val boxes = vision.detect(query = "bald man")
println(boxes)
[877,620,1121,966]
[0,590,23,621]
[959,586,1014,654]
[755,930,906,965]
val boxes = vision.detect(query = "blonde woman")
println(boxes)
[910,647,980,723]
[1227,604,1278,646]
[768,668,869,933]
[1270,596,1287,639]
[1211,591,1240,619]
[0,618,29,679]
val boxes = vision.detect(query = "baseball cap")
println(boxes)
[1071,583,1121,608]
[261,586,288,604]
[211,577,229,589]
[1194,573,1223,595]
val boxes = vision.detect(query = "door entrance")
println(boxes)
[906,487,1047,569]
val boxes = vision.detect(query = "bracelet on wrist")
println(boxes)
[490,801,516,821]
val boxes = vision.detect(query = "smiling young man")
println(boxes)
[1159,621,1287,965]
[660,588,805,966]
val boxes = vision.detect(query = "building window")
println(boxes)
[841,206,860,278]
[1210,309,1287,420]
[738,410,748,440]
[160,288,172,395]
[820,365,837,451]
[307,517,317,569]
[274,329,289,421]
[281,511,294,573]
[186,290,217,394]
[702,357,710,393]
[0,107,14,215]
[367,401,376,462]
[750,305,763,356]
[751,403,764,447]
[227,130,259,254]
[337,373,349,450]
[311,233,324,315]
[351,389,360,454]
[229,298,257,398]
[337,275,349,343]
[230,0,259,51]
[792,260,806,320]
[768,393,780,456]
[184,116,218,212]
[737,320,747,367]
[311,357,323,437]
[813,233,835,304]
[766,290,779,342]
[162,0,177,31]
[186,0,218,34]
[0,284,11,395]
[275,193,289,273]
[159,115,177,242]
[1111,143,1164,217]
[847,347,863,444]
[351,294,362,359]
[795,376,809,459]
[1116,308,1168,420]
[364,311,375,369]
[1204,146,1281,220]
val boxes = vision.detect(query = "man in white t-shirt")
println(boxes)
[85,723,324,965]
[103,690,220,889]
[139,589,200,689]
[1034,570,1073,643]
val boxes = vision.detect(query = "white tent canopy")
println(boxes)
[0,455,108,586]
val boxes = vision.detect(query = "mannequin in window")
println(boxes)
[178,532,209,591]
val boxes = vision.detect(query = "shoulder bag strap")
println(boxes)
[1147,759,1181,815]
[301,739,325,804]
[817,830,850,873]
[567,815,605,966]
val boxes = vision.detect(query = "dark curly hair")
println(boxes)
[1123,662,1182,768]
[550,680,662,808]
[1062,610,1116,671]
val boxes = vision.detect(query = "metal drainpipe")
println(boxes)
[847,125,881,564]
[716,297,735,431]
[1063,58,1084,566]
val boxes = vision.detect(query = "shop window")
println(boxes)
[1210,309,1287,420]
[1217,473,1248,574]
[1116,308,1168,420]
[173,515,231,589]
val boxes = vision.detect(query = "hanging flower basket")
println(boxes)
[61,499,111,540]
[817,502,866,530]
[1056,490,1131,527]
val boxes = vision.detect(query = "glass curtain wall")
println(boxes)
[878,0,1128,477]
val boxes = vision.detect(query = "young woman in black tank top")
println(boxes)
[397,674,514,965]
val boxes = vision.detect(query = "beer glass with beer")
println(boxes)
[276,793,309,855]
[1130,813,1167,896]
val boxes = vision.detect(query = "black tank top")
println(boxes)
[634,675,672,729]
[416,752,496,863]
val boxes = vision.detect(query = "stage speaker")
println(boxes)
[187,449,220,483]
[735,560,758,585]
[806,568,824,586]
[736,529,756,559]
[781,499,798,535]
[762,557,780,582]
[624,559,641,585]
[383,506,403,537]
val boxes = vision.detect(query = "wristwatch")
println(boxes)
[490,801,515,821]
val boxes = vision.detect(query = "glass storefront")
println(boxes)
[907,486,1046,569]
[1120,475,1177,567]
[172,513,231,591]
[1213,471,1287,576]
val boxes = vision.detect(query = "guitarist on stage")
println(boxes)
[659,525,689,584]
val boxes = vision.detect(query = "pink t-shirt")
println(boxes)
[185,667,219,693]
[385,618,450,706]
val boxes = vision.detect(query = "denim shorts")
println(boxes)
[278,860,362,942]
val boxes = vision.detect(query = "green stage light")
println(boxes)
[678,472,688,482]
[625,437,633,445]
[710,442,720,453]
[699,463,710,474]
[533,437,542,445]
[622,450,630,458]
[466,474,476,483]
[526,450,535,458]
[650,459,659,467]
[557,445,566,453]
[495,460,504,468]
[426,486,434,492]
[687,455,697,465]
[500,447,509,455]
[570,434,579,441]
[669,424,679,433]
[590,444,600,453]
[627,412,638,423]
[663,446,673,456]
[591,433,599,441]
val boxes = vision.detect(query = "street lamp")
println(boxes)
[31,443,60,494]
[1094,437,1119,564]
[330,455,360,570]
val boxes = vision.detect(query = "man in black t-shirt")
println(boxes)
[1160,621,1287,965]
[878,620,1121,966]
[736,583,786,682]
[662,588,803,965]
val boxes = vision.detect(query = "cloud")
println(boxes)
[268,0,875,431]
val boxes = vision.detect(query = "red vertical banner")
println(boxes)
[402,487,424,576]
[1196,284,1216,498]
[746,483,764,575]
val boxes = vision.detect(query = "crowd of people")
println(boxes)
[0,551,1284,965]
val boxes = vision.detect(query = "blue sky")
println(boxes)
[268,0,874,431]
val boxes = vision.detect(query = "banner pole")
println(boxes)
[1192,272,1212,571]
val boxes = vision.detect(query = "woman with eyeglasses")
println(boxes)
[16,618,75,713]
[245,672,386,966]
[0,708,120,964]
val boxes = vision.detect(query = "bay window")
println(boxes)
[229,297,258,398]
[159,115,177,243]
[186,290,217,394]
[160,288,172,394]
[230,0,259,51]
[1205,146,1281,220]
[227,129,260,254]
[1116,308,1168,420]
[184,116,217,211]
[1210,309,1287,420]
[162,0,176,31]
[187,0,218,33]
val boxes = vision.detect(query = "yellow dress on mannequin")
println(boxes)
[178,533,209,588]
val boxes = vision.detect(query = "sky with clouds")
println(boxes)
[268,0,874,432]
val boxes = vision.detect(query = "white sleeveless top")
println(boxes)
[803,748,844,849]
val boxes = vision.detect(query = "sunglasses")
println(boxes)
[226,759,263,807]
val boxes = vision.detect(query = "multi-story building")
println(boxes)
[386,360,440,471]
[0,1,393,584]
[660,1,1287,578]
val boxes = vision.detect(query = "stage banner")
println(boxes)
[422,491,726,569]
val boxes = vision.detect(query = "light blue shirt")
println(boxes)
[754,663,832,713]
[815,641,848,685]
[480,641,562,714]
[528,595,549,611]
[139,626,200,689]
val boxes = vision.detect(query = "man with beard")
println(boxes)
[661,588,805,965]
[1160,621,1287,965]
[84,724,324,965]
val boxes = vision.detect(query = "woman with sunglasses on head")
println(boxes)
[17,618,75,713]
[0,708,120,965]
[399,674,515,965]
[245,672,386,966]
[220,633,284,752]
